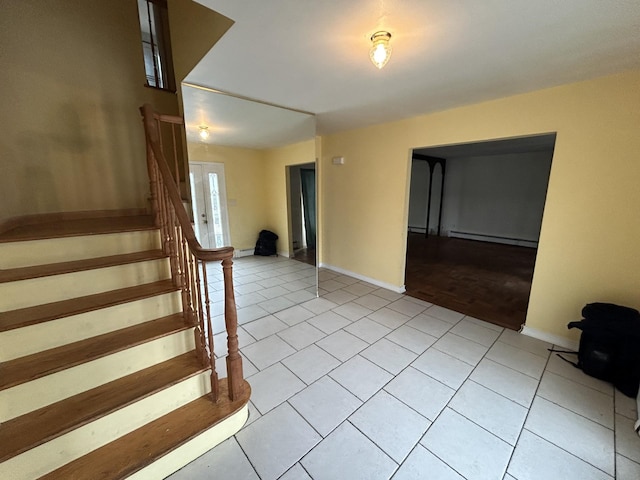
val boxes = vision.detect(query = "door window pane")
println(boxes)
[208,173,225,248]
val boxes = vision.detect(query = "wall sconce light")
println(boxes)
[369,31,392,69]
[199,125,209,140]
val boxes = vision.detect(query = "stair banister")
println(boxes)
[139,103,244,401]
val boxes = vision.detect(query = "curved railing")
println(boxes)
[139,103,244,401]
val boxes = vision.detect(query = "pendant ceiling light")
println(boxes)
[369,31,392,69]
[199,125,209,140]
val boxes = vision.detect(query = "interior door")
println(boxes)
[189,162,231,249]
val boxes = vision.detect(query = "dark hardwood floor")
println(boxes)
[405,234,537,330]
[292,247,316,266]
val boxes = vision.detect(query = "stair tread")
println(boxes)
[0,352,206,462]
[0,280,179,332]
[0,314,190,390]
[40,379,251,480]
[0,215,155,242]
[0,250,167,283]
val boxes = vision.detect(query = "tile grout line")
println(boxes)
[410,326,522,478]
[500,342,552,478]
[211,257,621,479]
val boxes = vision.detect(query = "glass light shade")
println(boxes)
[199,126,209,140]
[369,31,392,69]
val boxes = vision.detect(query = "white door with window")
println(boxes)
[189,162,231,249]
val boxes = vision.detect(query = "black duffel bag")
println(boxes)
[567,302,640,397]
[254,230,278,256]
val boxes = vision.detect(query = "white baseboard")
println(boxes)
[319,263,405,294]
[521,326,579,351]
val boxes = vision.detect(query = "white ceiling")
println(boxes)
[182,85,315,149]
[182,0,640,146]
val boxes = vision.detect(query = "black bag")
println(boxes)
[568,327,616,381]
[254,230,278,256]
[567,302,640,397]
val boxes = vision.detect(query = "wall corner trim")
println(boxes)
[521,325,579,351]
[319,263,406,293]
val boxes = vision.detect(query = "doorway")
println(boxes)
[405,134,555,330]
[287,162,316,266]
[189,162,231,249]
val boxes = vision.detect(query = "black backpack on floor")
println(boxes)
[254,230,278,256]
[566,302,640,397]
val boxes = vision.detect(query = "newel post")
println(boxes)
[223,257,244,400]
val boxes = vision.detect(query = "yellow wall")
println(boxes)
[320,70,640,342]
[188,139,316,255]
[0,0,179,222]
[264,140,317,257]
[188,143,267,251]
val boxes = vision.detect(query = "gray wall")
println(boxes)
[408,151,553,246]
[408,160,443,234]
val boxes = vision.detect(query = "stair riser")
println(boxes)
[0,292,182,362]
[0,230,161,269]
[0,259,171,312]
[0,329,194,422]
[130,405,249,480]
[0,371,211,480]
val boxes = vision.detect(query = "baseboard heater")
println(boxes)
[449,230,538,248]
[233,248,254,258]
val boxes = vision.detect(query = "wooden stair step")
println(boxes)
[0,280,178,332]
[0,250,166,283]
[40,379,251,480]
[0,353,206,462]
[0,314,190,390]
[0,215,155,242]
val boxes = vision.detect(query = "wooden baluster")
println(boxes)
[161,183,172,257]
[192,252,208,366]
[165,203,179,285]
[188,251,201,336]
[182,233,206,365]
[146,147,159,224]
[156,118,164,156]
[173,223,185,289]
[155,173,166,254]
[197,261,219,401]
[181,236,195,324]
[193,255,204,341]
[171,123,179,188]
[155,117,168,225]
[152,155,160,222]
[140,108,160,226]
[176,228,189,309]
[223,257,244,400]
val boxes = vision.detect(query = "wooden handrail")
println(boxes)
[139,103,245,401]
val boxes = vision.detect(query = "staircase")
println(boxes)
[0,215,250,479]
[0,104,249,478]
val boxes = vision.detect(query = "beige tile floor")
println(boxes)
[169,256,640,480]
